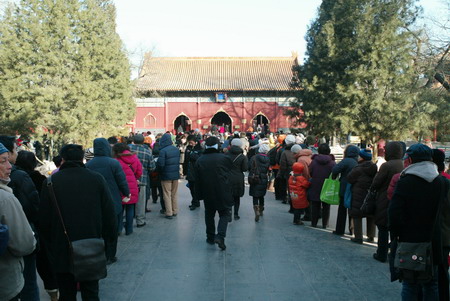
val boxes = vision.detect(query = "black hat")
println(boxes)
[205,136,220,147]
[432,149,445,172]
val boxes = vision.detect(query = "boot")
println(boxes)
[259,206,264,216]
[253,205,260,222]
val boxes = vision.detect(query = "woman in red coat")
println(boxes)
[112,143,143,235]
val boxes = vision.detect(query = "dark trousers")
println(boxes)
[252,197,265,207]
[36,240,58,291]
[152,185,165,211]
[293,209,303,223]
[57,273,99,301]
[205,207,230,240]
[105,212,121,260]
[335,196,348,234]
[273,170,282,200]
[188,181,199,207]
[20,253,39,301]
[376,225,389,261]
[311,201,330,228]
[233,196,240,215]
[278,176,287,201]
[438,247,450,301]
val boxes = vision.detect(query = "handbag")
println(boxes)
[47,176,107,282]
[320,175,340,205]
[248,157,261,185]
[0,223,9,256]
[360,188,377,215]
[344,183,352,209]
[393,176,447,284]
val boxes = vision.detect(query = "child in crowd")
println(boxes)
[289,162,310,225]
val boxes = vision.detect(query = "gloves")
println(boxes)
[122,194,131,203]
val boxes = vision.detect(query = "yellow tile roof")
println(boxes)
[136,56,298,92]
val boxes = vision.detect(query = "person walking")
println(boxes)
[0,142,36,301]
[389,144,449,301]
[370,142,404,262]
[112,143,142,236]
[347,149,377,244]
[308,144,336,228]
[86,138,130,263]
[157,133,181,219]
[186,135,203,211]
[331,145,360,235]
[39,144,117,301]
[249,144,271,222]
[225,138,248,220]
[194,136,233,250]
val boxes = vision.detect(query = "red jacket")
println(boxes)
[116,151,143,204]
[289,163,311,209]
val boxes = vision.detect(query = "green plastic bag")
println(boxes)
[320,175,340,205]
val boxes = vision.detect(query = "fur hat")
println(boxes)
[259,143,270,154]
[291,144,302,154]
[231,138,243,148]
[285,134,295,145]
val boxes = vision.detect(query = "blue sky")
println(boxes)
[113,0,447,66]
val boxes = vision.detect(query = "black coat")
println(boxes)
[371,142,404,227]
[347,160,377,217]
[225,146,248,197]
[9,165,40,225]
[194,148,233,210]
[249,153,270,198]
[186,144,203,182]
[38,161,117,274]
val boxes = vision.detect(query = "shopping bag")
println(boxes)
[344,183,352,209]
[320,175,340,205]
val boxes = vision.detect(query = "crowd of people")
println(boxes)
[1,129,450,301]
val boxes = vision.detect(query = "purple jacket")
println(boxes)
[308,154,336,202]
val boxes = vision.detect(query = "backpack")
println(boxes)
[268,146,278,166]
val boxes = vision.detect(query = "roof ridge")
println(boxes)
[148,56,294,60]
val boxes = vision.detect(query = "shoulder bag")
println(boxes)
[360,188,377,215]
[47,176,107,282]
[394,177,446,284]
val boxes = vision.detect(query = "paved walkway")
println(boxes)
[39,179,401,301]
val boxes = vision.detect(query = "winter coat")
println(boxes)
[0,183,36,301]
[194,148,233,210]
[389,161,449,264]
[249,153,271,198]
[347,160,377,217]
[186,144,203,182]
[225,145,248,197]
[116,151,142,204]
[332,145,359,198]
[279,144,295,180]
[129,144,154,186]
[289,163,311,209]
[308,154,336,202]
[370,142,404,227]
[441,178,450,247]
[8,165,40,225]
[86,138,130,214]
[295,149,313,180]
[38,161,116,274]
[157,133,180,181]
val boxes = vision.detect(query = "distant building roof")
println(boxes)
[136,55,298,92]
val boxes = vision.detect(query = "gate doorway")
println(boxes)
[211,112,232,133]
[174,115,191,133]
[253,114,270,133]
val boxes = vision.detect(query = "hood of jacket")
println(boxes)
[292,162,305,174]
[312,154,333,165]
[402,161,439,183]
[298,149,312,158]
[160,133,173,149]
[385,141,404,161]
[93,138,112,157]
[229,145,243,155]
[345,145,360,158]
[117,150,135,165]
[0,182,12,193]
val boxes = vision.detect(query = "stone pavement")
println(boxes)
[39,179,401,301]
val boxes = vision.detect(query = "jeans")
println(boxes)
[205,207,230,240]
[135,183,146,226]
[119,204,135,235]
[57,273,99,301]
[401,267,438,301]
[20,253,39,301]
[253,197,264,207]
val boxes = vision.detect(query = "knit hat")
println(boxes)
[432,149,446,172]
[405,144,432,161]
[231,138,243,148]
[291,144,302,154]
[285,134,295,145]
[259,143,270,154]
[205,136,220,149]
[0,143,8,155]
[359,149,372,161]
[133,134,144,144]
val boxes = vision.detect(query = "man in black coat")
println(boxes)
[39,144,117,300]
[389,144,449,300]
[185,135,203,211]
[194,137,233,250]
